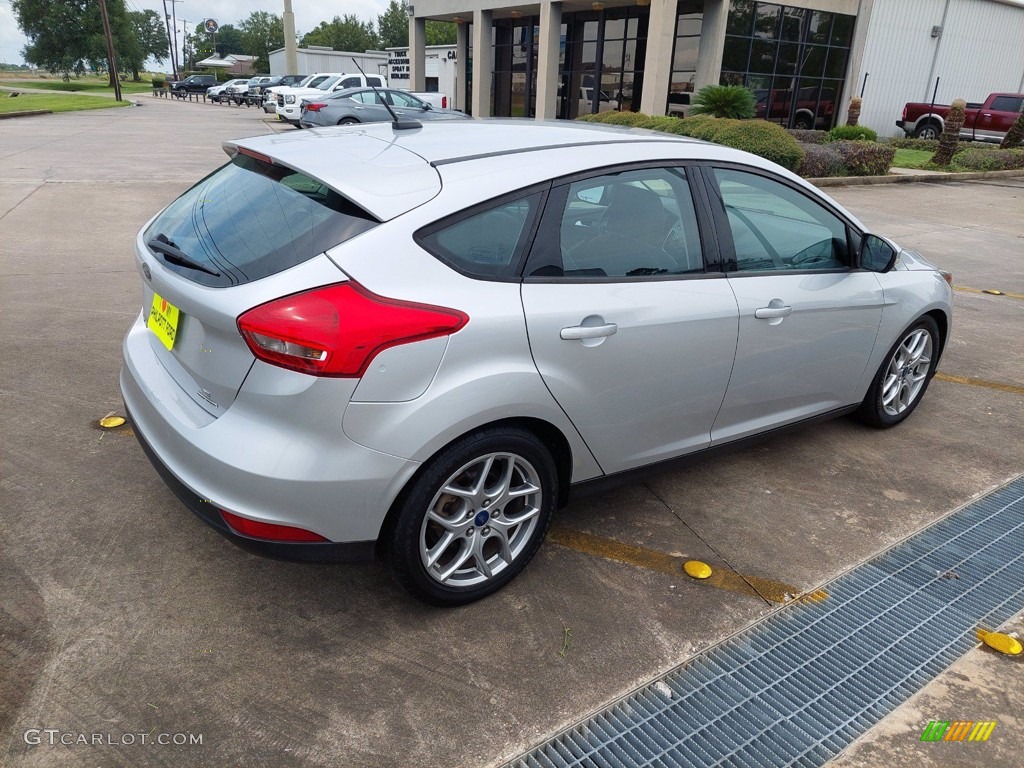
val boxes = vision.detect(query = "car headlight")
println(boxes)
[285,95,295,104]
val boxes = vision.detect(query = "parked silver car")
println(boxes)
[121,121,953,605]
[299,88,469,128]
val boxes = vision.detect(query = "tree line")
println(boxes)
[14,0,456,81]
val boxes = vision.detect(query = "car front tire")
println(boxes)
[856,316,940,428]
[383,427,557,606]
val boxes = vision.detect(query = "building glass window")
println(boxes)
[669,2,703,116]
[721,0,855,130]
[559,8,647,119]
[492,18,539,117]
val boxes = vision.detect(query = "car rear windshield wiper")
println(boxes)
[147,233,221,277]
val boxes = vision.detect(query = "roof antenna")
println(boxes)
[350,57,422,131]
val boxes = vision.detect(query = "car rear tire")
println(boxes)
[855,316,939,428]
[383,427,557,606]
[338,117,359,125]
[913,122,940,140]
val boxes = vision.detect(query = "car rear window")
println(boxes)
[145,153,378,287]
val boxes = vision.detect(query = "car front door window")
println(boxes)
[712,168,849,272]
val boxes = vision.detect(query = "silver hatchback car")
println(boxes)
[121,121,952,605]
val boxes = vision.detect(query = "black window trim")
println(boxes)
[521,159,725,284]
[696,160,867,278]
[413,183,551,283]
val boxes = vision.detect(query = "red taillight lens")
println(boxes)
[305,102,327,112]
[237,281,468,377]
[441,96,447,109]
[221,510,328,542]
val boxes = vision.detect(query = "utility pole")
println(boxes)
[98,0,122,100]
[170,0,182,74]
[161,0,176,78]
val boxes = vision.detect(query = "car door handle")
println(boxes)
[754,305,793,319]
[560,323,618,340]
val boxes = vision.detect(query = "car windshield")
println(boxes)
[144,153,378,288]
[316,77,341,90]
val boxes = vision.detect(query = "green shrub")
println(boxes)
[827,124,878,142]
[952,147,1024,171]
[832,140,895,176]
[151,76,166,88]
[690,84,756,119]
[674,113,728,141]
[788,129,829,144]
[797,143,845,177]
[712,121,805,170]
[575,112,805,172]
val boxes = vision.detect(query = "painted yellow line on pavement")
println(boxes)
[934,373,1024,396]
[547,525,827,604]
[954,285,1024,300]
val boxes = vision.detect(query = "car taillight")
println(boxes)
[305,102,327,112]
[237,281,468,377]
[221,510,328,542]
[441,96,447,109]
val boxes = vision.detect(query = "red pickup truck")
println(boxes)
[897,92,1023,142]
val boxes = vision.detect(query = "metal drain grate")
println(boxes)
[511,476,1024,768]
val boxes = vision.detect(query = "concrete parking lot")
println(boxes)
[1,97,1022,767]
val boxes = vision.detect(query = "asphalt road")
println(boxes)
[1,97,1022,767]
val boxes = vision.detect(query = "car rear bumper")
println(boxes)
[127,400,376,563]
[121,311,420,551]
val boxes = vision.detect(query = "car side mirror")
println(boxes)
[423,103,432,111]
[860,234,898,272]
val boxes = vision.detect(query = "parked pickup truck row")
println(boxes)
[898,92,1023,143]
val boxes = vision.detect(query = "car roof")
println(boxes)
[226,120,774,221]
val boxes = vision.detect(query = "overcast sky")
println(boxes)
[1,0,395,68]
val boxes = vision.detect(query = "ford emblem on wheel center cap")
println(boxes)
[474,510,490,527]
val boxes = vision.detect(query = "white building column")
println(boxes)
[694,0,730,92]
[535,1,562,120]
[455,21,469,112]
[471,9,493,117]
[640,0,678,115]
[409,15,426,91]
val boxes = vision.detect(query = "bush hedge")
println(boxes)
[787,129,829,144]
[951,147,1024,171]
[577,111,805,171]
[827,124,879,142]
[796,143,845,178]
[831,140,895,176]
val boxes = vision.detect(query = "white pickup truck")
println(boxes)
[275,72,388,124]
[406,91,450,110]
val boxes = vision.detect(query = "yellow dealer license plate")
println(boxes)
[147,293,180,351]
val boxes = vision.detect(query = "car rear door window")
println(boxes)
[528,167,705,278]
[145,153,378,288]
[710,168,849,272]
[416,193,543,279]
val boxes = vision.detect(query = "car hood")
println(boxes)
[224,131,441,222]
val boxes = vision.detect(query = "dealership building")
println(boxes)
[406,0,1024,134]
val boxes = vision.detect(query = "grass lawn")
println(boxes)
[0,93,132,114]
[891,148,936,169]
[0,76,155,95]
